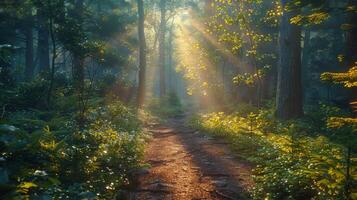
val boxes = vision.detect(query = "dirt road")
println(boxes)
[131,117,253,200]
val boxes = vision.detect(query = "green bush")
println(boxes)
[147,92,183,118]
[0,78,49,113]
[16,78,49,108]
[189,107,352,200]
[0,100,146,199]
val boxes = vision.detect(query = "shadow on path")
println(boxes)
[131,116,253,200]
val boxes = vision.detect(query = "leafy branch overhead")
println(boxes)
[321,63,357,88]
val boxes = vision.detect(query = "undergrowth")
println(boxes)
[188,103,356,200]
[147,92,183,118]
[0,79,148,199]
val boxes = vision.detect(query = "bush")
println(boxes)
[189,107,351,200]
[0,100,146,199]
[0,78,49,112]
[147,92,183,118]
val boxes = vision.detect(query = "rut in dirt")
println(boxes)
[129,116,254,200]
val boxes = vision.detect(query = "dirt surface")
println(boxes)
[130,117,253,200]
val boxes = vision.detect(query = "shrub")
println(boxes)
[0,100,146,199]
[147,92,183,118]
[0,78,49,112]
[189,108,351,200]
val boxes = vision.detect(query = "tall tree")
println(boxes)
[36,3,50,74]
[67,0,86,126]
[159,0,166,97]
[275,0,303,120]
[24,18,34,80]
[46,0,58,106]
[167,24,174,92]
[137,0,147,107]
[345,2,357,68]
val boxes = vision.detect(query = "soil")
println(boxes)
[130,117,253,200]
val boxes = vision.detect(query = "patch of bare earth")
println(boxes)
[130,117,253,200]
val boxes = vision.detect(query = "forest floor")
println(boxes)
[130,116,254,200]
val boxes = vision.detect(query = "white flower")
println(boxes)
[34,170,48,176]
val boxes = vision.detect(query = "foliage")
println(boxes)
[290,12,329,25]
[320,60,357,143]
[0,100,146,199]
[206,0,278,84]
[0,78,49,110]
[147,92,183,118]
[321,63,357,88]
[189,104,356,199]
[1,0,356,199]
[327,117,357,129]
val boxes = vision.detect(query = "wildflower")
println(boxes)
[34,170,48,176]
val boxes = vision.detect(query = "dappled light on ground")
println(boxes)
[132,118,252,199]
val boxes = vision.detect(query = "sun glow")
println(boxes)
[174,16,224,108]
[173,10,251,109]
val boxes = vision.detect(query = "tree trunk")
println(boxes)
[136,0,147,108]
[73,56,85,125]
[46,0,57,107]
[344,146,351,200]
[276,0,303,120]
[159,0,166,97]
[345,12,357,67]
[73,57,85,95]
[73,0,86,127]
[168,25,174,92]
[37,7,50,74]
[25,23,34,80]
[346,9,357,104]
[0,56,12,86]
[301,29,310,103]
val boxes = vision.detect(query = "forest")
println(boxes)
[0,0,356,199]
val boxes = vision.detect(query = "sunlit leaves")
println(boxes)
[290,12,329,25]
[191,109,349,199]
[207,0,270,55]
[321,64,357,88]
[337,54,344,63]
[175,33,213,97]
[321,61,357,139]
[203,0,279,88]
[290,15,304,25]
[17,182,38,195]
[327,117,357,129]
[346,5,357,12]
[233,66,270,86]
[341,23,355,31]
[233,73,258,86]
[264,1,282,26]
[308,12,329,24]
[1,101,145,199]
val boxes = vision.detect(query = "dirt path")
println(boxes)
[131,117,253,200]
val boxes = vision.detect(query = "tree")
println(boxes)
[24,15,35,80]
[57,0,86,125]
[159,0,167,97]
[321,63,357,200]
[137,0,147,108]
[46,0,58,106]
[275,0,303,120]
[36,2,50,74]
[167,22,174,92]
